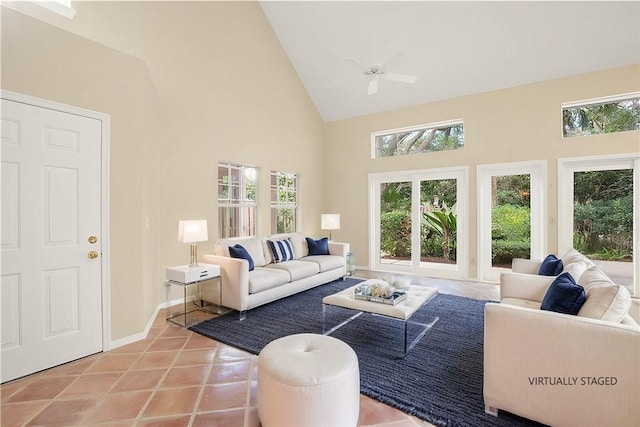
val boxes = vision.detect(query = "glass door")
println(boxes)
[378,181,412,268]
[370,168,467,279]
[477,161,546,282]
[559,154,639,296]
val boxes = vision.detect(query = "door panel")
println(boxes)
[1,99,103,382]
[371,168,467,279]
[559,155,638,296]
[477,161,546,282]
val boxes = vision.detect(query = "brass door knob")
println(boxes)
[88,251,99,259]
[88,236,98,244]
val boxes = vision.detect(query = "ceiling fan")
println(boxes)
[347,53,418,95]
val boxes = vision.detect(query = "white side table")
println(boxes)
[165,263,225,327]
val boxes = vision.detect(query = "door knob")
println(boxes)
[88,251,99,259]
[88,236,97,244]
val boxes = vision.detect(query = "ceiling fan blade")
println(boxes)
[385,72,418,84]
[368,78,378,95]
[381,52,408,71]
[345,57,369,71]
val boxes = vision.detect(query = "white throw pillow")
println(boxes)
[562,260,591,282]
[577,285,631,323]
[578,266,614,292]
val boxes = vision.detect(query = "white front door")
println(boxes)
[1,97,104,383]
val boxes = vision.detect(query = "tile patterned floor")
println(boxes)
[1,271,499,426]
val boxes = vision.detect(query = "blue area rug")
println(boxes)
[190,278,543,427]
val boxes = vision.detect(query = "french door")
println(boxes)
[370,167,468,279]
[477,161,546,282]
[1,92,109,382]
[559,154,639,296]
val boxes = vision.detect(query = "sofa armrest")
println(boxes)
[328,241,349,257]
[202,254,249,312]
[511,258,542,274]
[484,303,640,426]
[499,272,554,302]
[629,297,640,324]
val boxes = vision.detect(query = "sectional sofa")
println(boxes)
[202,232,348,318]
[484,249,640,426]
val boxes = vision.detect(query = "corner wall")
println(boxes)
[1,2,326,341]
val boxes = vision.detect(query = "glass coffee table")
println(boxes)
[322,282,439,356]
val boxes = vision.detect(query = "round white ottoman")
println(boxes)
[257,333,360,427]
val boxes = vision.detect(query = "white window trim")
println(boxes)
[561,92,640,109]
[477,160,547,282]
[368,166,468,280]
[270,171,298,233]
[218,162,258,238]
[561,92,640,138]
[558,153,639,295]
[370,119,464,159]
[3,0,78,19]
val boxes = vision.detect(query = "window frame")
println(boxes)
[217,162,258,238]
[561,92,640,138]
[270,171,298,234]
[370,119,464,159]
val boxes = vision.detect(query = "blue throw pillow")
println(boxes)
[306,237,330,256]
[228,244,254,271]
[540,272,586,315]
[267,238,295,263]
[538,254,563,276]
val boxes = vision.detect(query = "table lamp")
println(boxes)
[178,220,208,267]
[321,214,340,241]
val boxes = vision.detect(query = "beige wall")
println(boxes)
[2,1,638,342]
[1,2,325,341]
[2,8,162,341]
[325,64,640,278]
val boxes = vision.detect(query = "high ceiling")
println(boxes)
[260,1,640,122]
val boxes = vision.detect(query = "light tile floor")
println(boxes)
[1,271,499,427]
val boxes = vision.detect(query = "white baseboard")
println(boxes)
[109,296,197,349]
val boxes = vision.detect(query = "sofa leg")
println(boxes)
[238,310,247,321]
[485,405,499,417]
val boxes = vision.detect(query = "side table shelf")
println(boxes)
[165,264,229,327]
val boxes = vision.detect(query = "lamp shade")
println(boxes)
[321,214,340,230]
[178,220,208,243]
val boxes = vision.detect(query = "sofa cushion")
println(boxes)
[500,298,542,310]
[301,255,344,273]
[538,254,563,276]
[306,237,330,256]
[541,272,586,315]
[248,268,291,294]
[560,248,595,281]
[229,244,254,271]
[267,238,296,263]
[578,285,631,323]
[217,237,266,267]
[265,260,320,281]
[578,266,615,291]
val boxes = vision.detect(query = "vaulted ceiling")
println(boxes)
[260,1,640,122]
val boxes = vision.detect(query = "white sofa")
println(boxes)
[484,249,640,427]
[202,232,348,318]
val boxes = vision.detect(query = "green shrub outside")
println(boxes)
[380,210,411,258]
[573,194,632,260]
[492,204,531,264]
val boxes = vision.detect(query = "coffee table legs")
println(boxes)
[323,303,439,356]
[404,316,439,355]
[322,304,363,335]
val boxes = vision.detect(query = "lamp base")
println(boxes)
[189,243,199,267]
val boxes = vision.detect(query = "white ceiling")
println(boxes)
[260,1,640,122]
